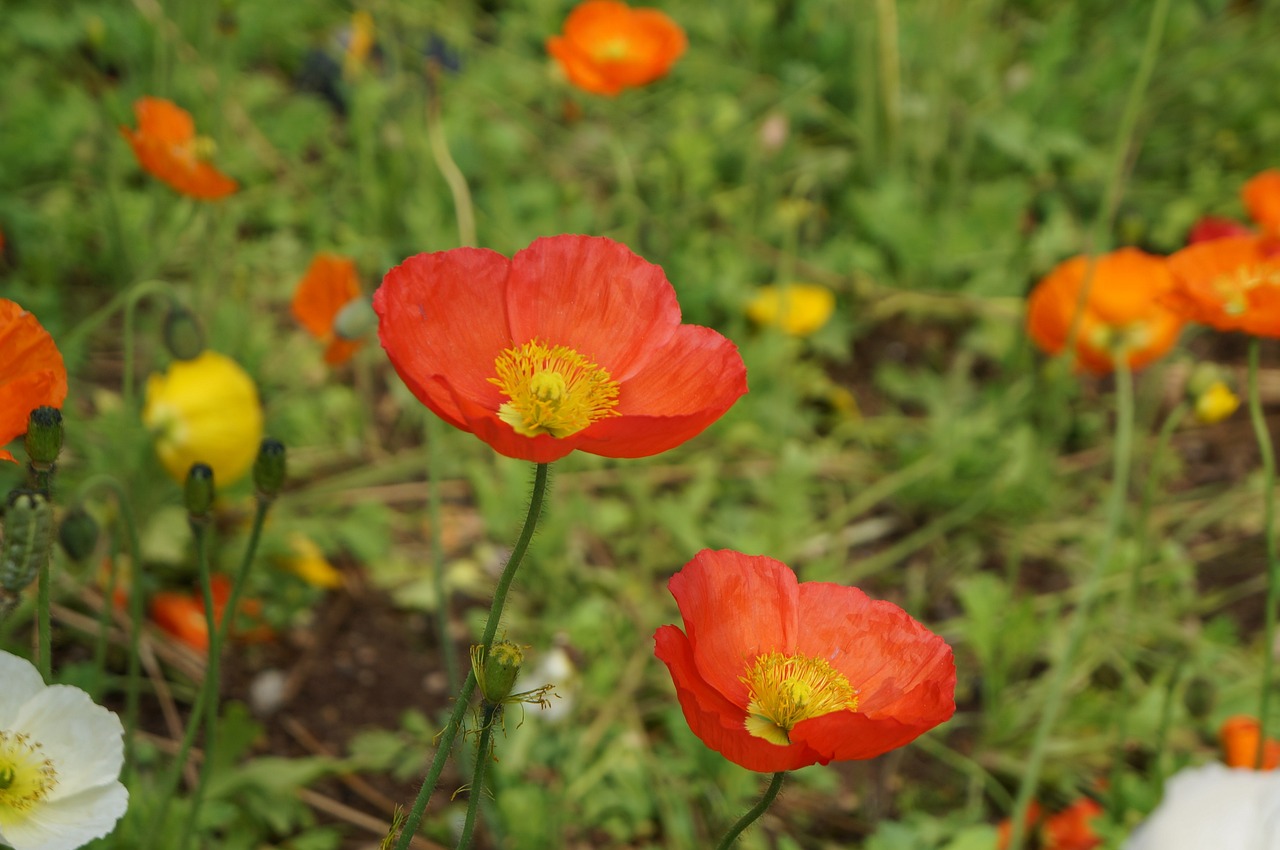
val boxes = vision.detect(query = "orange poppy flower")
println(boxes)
[1165,236,1280,337]
[374,234,747,463]
[546,1,686,96]
[1243,169,1280,239]
[120,97,238,200]
[1026,248,1185,374]
[150,575,271,652]
[653,550,955,772]
[1220,715,1280,770]
[997,799,1103,850]
[0,299,68,463]
[291,253,365,365]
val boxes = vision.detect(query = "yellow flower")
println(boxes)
[1195,380,1240,425]
[142,351,264,486]
[281,533,343,589]
[746,283,836,337]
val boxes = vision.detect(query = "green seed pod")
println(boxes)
[253,438,286,501]
[58,507,100,563]
[164,302,206,361]
[24,407,63,466]
[184,463,216,520]
[2,491,54,596]
[475,641,524,705]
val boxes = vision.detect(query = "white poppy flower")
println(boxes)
[0,651,129,850]
[1124,762,1280,850]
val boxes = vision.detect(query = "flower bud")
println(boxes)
[253,438,287,501]
[184,463,215,520]
[1183,675,1215,720]
[24,406,63,466]
[58,506,100,563]
[2,490,54,599]
[472,641,524,705]
[163,302,206,361]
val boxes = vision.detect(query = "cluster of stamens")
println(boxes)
[0,730,58,812]
[740,651,859,746]
[490,339,621,438]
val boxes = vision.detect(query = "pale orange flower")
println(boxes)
[291,253,365,365]
[1166,236,1280,337]
[120,97,238,200]
[547,1,686,96]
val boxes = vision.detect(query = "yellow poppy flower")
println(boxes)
[1194,380,1240,425]
[281,533,343,589]
[142,351,264,486]
[746,283,836,337]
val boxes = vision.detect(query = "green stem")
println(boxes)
[455,704,498,850]
[180,520,217,848]
[392,462,551,850]
[36,550,52,681]
[1007,363,1136,850]
[714,771,786,850]
[75,475,145,781]
[426,72,476,248]
[63,279,177,404]
[1250,340,1279,765]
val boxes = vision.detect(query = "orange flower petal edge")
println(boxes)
[1026,248,1184,375]
[374,234,747,463]
[547,1,687,96]
[120,97,238,200]
[0,299,68,463]
[653,549,955,773]
[1166,236,1280,337]
[291,253,365,365]
[1244,169,1280,238]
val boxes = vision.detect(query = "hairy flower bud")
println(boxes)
[184,463,215,520]
[163,302,206,361]
[2,490,54,603]
[58,506,100,563]
[253,438,287,502]
[24,406,63,467]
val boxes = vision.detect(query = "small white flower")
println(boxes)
[0,651,128,850]
[1124,762,1280,850]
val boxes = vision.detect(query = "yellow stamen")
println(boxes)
[741,651,859,746]
[0,730,58,812]
[490,340,620,438]
[1212,264,1280,316]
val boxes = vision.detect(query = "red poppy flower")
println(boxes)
[546,1,687,96]
[1188,215,1255,245]
[291,253,365,365]
[1220,715,1280,770]
[1165,236,1280,337]
[1243,169,1280,239]
[653,550,955,772]
[374,235,747,463]
[997,799,1103,850]
[1026,248,1185,374]
[150,575,271,652]
[120,97,238,200]
[0,299,68,463]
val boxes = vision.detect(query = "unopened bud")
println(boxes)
[253,438,287,501]
[24,407,63,466]
[163,302,206,361]
[2,490,54,599]
[184,463,215,520]
[58,506,100,563]
[472,641,524,705]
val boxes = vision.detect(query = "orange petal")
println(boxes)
[291,253,362,340]
[1244,169,1280,238]
[0,299,68,461]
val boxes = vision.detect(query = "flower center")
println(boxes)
[1212,264,1280,315]
[490,340,621,438]
[741,651,859,746]
[0,730,58,814]
[1087,321,1153,359]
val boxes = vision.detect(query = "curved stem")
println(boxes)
[714,771,786,850]
[393,462,551,850]
[426,72,476,248]
[1250,340,1279,765]
[75,475,145,781]
[455,704,498,850]
[1007,362,1136,850]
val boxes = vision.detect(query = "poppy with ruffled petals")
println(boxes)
[291,253,365,365]
[0,299,68,463]
[653,550,955,773]
[375,235,747,463]
[120,97,238,200]
[1165,236,1280,337]
[547,1,686,96]
[1026,248,1185,374]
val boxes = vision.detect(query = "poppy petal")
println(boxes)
[0,299,68,461]
[292,254,362,340]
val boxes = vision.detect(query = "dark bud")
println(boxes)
[253,438,287,501]
[184,463,216,520]
[58,506,100,563]
[1183,675,1216,720]
[163,302,206,361]
[24,407,63,466]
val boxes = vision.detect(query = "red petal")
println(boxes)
[504,235,680,381]
[655,624,823,772]
[374,248,514,432]
[667,550,799,710]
